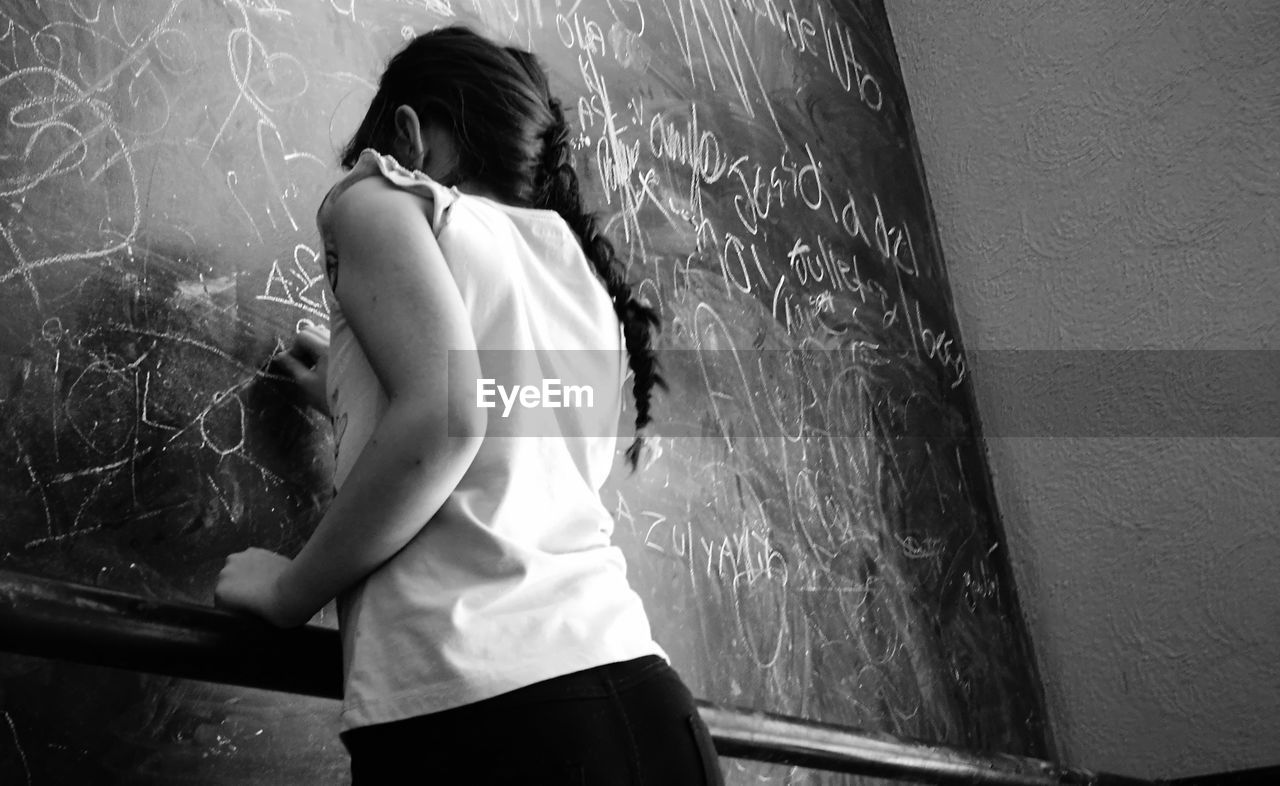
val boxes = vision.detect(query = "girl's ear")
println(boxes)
[392,104,426,171]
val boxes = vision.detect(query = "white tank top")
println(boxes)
[318,150,666,730]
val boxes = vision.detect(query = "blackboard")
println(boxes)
[0,1,1049,783]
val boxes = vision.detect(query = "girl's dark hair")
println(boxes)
[342,26,664,469]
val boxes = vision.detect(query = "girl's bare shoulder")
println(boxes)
[323,173,438,237]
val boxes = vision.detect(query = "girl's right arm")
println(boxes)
[240,176,487,627]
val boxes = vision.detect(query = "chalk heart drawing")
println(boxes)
[241,41,308,109]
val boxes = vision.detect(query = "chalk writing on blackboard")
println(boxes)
[0,1,1046,782]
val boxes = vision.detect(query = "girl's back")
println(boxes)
[321,149,665,731]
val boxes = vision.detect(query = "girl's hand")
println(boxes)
[275,320,331,415]
[214,547,309,628]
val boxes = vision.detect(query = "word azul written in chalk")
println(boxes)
[476,379,595,417]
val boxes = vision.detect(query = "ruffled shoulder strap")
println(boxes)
[316,148,457,235]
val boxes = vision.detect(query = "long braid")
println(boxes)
[533,97,666,470]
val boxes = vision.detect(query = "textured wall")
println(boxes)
[883,0,1280,779]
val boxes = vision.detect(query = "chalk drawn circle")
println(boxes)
[65,360,136,455]
[41,317,64,344]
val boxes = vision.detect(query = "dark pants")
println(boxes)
[339,656,725,785]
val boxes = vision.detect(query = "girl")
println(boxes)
[214,25,723,785]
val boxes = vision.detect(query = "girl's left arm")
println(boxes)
[216,177,486,627]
